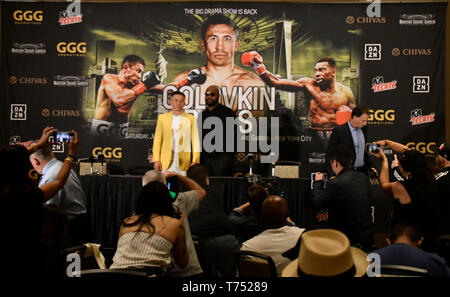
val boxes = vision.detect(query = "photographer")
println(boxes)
[29,129,87,246]
[229,183,268,243]
[1,126,80,276]
[312,144,374,252]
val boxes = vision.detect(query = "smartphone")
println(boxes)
[167,182,171,190]
[367,143,380,153]
[51,131,74,143]
[311,172,327,189]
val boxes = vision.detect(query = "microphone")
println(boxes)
[89,156,95,174]
[97,153,104,175]
[247,153,255,175]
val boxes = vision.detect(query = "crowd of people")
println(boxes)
[2,13,450,279]
[2,124,449,278]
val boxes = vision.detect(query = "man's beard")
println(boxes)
[206,99,218,107]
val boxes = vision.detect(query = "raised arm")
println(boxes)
[163,171,206,202]
[172,213,189,268]
[39,130,79,201]
[27,126,57,154]
[374,139,408,154]
[241,51,307,92]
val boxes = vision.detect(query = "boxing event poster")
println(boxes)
[1,1,446,177]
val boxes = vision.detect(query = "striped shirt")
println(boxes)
[110,232,172,272]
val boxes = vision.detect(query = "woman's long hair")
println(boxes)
[398,150,437,196]
[122,181,181,232]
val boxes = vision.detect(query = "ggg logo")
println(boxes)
[57,42,87,56]
[406,142,436,154]
[368,109,395,125]
[13,10,43,23]
[92,147,122,159]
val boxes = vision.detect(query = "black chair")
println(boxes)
[378,264,429,277]
[435,234,450,265]
[77,269,149,279]
[237,250,277,277]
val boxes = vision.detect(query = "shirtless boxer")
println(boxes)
[241,53,355,134]
[91,55,160,137]
[173,14,265,118]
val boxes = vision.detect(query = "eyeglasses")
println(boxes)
[205,92,216,96]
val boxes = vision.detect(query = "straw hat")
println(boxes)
[281,229,369,277]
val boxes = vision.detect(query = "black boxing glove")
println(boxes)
[132,71,161,96]
[179,68,206,86]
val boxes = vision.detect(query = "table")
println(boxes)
[80,175,314,247]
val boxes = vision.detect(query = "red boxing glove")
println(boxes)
[132,71,160,96]
[241,51,266,75]
[336,105,352,125]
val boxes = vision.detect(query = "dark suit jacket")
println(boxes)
[312,167,374,250]
[326,121,372,176]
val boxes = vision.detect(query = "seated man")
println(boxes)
[187,164,240,277]
[312,144,374,252]
[228,184,269,243]
[371,223,450,277]
[29,142,87,245]
[240,196,305,276]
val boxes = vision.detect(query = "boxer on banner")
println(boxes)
[242,52,355,137]
[91,55,160,137]
[173,14,265,117]
[91,55,206,138]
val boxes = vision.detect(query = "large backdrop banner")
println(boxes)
[1,1,447,176]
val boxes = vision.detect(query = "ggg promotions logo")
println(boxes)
[413,76,430,93]
[10,104,27,120]
[92,147,123,160]
[406,142,437,156]
[59,0,83,26]
[410,109,435,126]
[368,109,395,125]
[364,44,381,60]
[13,10,43,25]
[57,42,87,57]
[371,76,397,93]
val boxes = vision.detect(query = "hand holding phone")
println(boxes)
[51,131,74,143]
[367,143,380,153]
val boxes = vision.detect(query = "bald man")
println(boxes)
[240,196,305,276]
[199,85,236,176]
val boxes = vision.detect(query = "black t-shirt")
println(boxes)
[199,104,236,156]
[188,185,234,238]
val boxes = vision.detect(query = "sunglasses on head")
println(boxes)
[205,92,216,96]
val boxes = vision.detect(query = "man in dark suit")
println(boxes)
[312,144,374,252]
[326,104,373,177]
